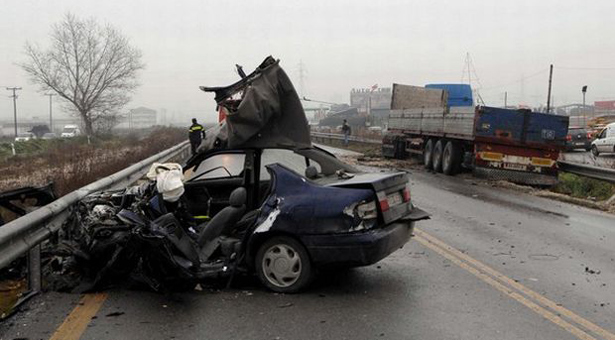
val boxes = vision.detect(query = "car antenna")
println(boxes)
[235,64,247,79]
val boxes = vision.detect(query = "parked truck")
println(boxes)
[382,83,569,186]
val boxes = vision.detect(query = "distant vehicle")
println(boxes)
[565,127,593,152]
[382,83,569,186]
[61,125,81,138]
[41,132,58,140]
[14,132,34,142]
[590,122,615,156]
[368,126,384,134]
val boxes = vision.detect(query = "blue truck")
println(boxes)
[382,83,569,185]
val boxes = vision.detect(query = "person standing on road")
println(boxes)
[188,118,205,155]
[341,119,351,146]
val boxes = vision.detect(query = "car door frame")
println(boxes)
[183,149,258,217]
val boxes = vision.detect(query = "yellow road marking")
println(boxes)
[415,229,615,340]
[49,293,108,340]
[415,228,615,340]
[414,235,596,340]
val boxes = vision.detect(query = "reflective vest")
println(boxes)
[189,123,204,141]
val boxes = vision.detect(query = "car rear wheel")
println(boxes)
[423,139,434,170]
[591,145,599,156]
[442,141,461,175]
[432,139,444,173]
[256,236,313,293]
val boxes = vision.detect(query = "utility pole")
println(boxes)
[6,87,22,138]
[504,92,508,108]
[45,93,55,131]
[546,64,553,114]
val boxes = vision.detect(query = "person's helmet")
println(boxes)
[192,118,197,124]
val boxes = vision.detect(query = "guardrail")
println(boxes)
[0,140,191,292]
[557,161,615,183]
[310,132,382,145]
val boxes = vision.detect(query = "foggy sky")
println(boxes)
[1,0,615,123]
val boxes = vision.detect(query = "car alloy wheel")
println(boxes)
[256,236,313,293]
[591,145,599,156]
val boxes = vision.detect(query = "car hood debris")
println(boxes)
[199,56,312,152]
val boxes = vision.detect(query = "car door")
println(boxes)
[595,129,608,152]
[606,126,615,153]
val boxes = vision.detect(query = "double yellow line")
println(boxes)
[415,228,615,340]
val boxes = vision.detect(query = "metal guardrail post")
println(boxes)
[27,245,41,292]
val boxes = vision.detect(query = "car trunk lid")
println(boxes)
[325,172,412,225]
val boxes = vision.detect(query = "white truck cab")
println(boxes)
[591,122,615,156]
[61,124,81,138]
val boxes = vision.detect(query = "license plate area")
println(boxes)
[387,192,403,208]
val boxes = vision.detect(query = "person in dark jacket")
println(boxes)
[188,118,205,154]
[341,119,351,146]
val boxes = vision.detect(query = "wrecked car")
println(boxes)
[56,57,429,293]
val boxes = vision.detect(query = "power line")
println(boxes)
[556,66,615,71]
[479,68,549,92]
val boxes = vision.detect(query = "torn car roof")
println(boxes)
[200,56,311,150]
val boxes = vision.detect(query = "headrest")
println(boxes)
[229,187,247,207]
[305,165,318,179]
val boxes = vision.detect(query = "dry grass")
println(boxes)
[0,127,185,197]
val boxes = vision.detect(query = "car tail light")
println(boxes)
[566,135,572,141]
[402,184,411,202]
[376,191,389,212]
[587,132,593,139]
[357,201,378,219]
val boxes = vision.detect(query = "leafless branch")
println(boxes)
[20,13,145,135]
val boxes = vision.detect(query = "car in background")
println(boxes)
[565,127,593,151]
[591,122,615,156]
[41,132,58,140]
[60,124,81,138]
[14,132,34,142]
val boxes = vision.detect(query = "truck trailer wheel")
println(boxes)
[423,139,434,170]
[432,139,444,173]
[442,141,461,175]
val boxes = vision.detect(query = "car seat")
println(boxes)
[197,187,247,249]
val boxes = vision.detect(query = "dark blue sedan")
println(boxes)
[183,146,429,292]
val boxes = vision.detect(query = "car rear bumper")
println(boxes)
[565,140,591,150]
[301,208,429,267]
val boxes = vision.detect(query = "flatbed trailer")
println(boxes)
[382,84,569,186]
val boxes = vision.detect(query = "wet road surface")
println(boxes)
[1,146,614,340]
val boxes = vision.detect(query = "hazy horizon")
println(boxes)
[2,0,615,124]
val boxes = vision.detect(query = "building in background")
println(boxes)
[350,87,392,127]
[117,107,158,129]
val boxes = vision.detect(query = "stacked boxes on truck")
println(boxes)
[383,83,569,186]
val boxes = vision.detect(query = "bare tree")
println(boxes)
[21,13,144,136]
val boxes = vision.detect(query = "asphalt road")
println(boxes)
[2,147,614,340]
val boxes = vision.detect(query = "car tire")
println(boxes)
[423,139,434,170]
[591,145,599,156]
[585,147,591,152]
[442,141,461,175]
[256,236,313,293]
[432,139,444,173]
